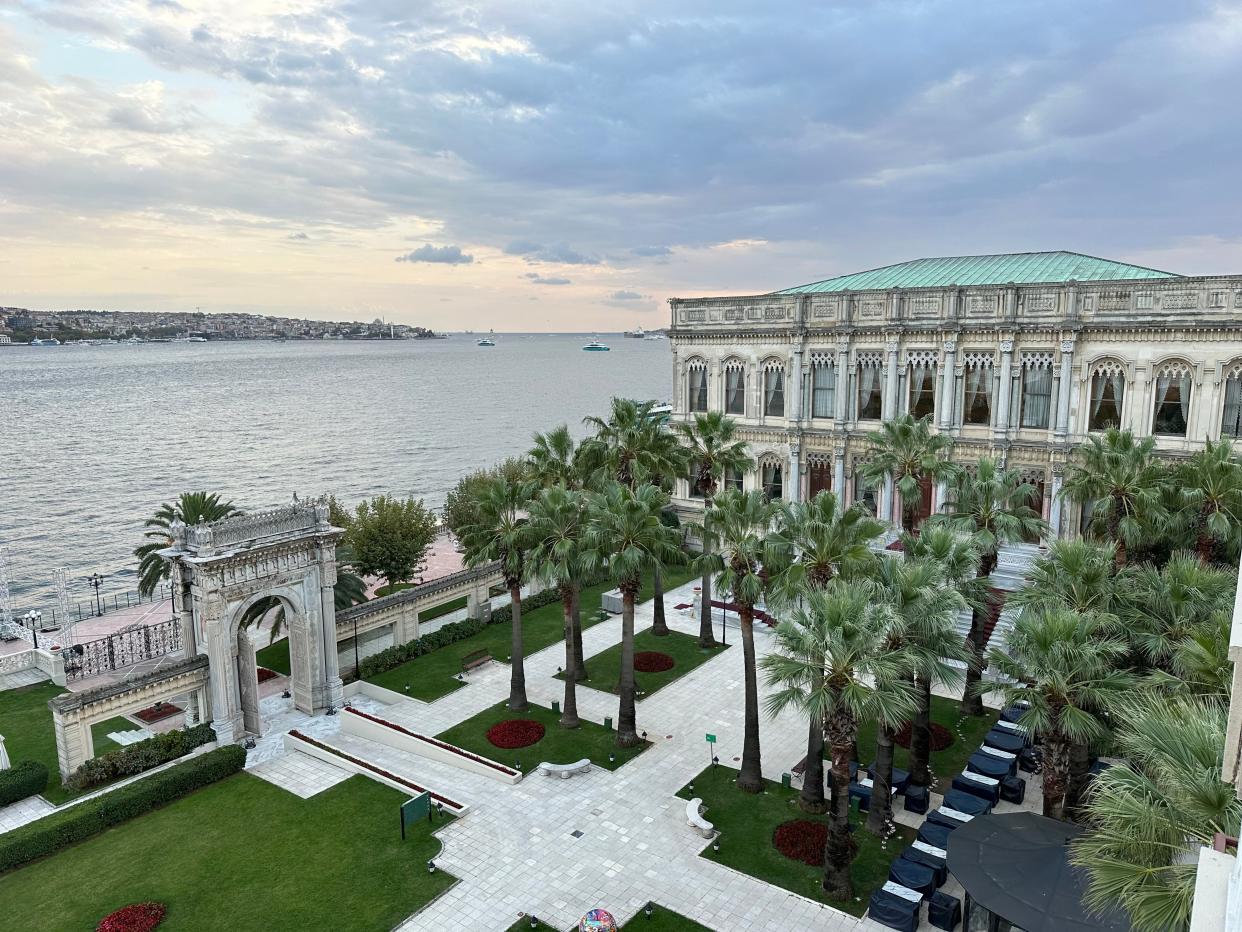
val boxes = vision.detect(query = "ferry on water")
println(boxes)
[582,338,611,352]
[623,325,647,338]
[477,329,496,347]
[29,337,61,346]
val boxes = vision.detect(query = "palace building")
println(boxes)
[667,251,1242,539]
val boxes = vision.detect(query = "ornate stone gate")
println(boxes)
[162,500,344,745]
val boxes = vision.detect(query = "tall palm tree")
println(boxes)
[861,414,957,533]
[765,490,883,813]
[1176,438,1242,563]
[529,425,591,680]
[1147,609,1232,700]
[762,581,916,900]
[1072,694,1242,932]
[676,412,753,648]
[935,457,1047,715]
[583,482,684,747]
[525,484,591,729]
[986,609,1133,820]
[134,491,242,595]
[1006,539,1121,621]
[1061,428,1169,569]
[459,475,536,712]
[700,488,783,793]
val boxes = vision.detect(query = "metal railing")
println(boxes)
[16,584,173,632]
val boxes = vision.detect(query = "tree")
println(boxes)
[459,474,536,712]
[765,490,883,813]
[1006,539,1121,621]
[1175,439,1242,564]
[986,609,1132,820]
[525,484,591,729]
[761,581,915,900]
[861,414,958,533]
[583,482,684,747]
[1061,428,1169,569]
[934,457,1046,715]
[676,412,753,648]
[442,458,529,543]
[345,495,438,589]
[134,491,242,595]
[701,489,782,793]
[1072,695,1242,932]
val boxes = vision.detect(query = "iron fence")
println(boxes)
[64,617,183,681]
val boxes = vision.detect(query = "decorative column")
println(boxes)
[994,340,1014,440]
[939,340,957,429]
[881,476,896,526]
[934,479,948,516]
[883,339,900,421]
[1054,339,1075,439]
[790,349,804,425]
[318,562,344,712]
[787,442,801,503]
[1048,464,1065,539]
[833,447,846,501]
[834,341,850,422]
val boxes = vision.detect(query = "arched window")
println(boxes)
[807,453,833,497]
[724,465,744,493]
[1152,361,1192,437]
[762,361,785,417]
[760,460,784,501]
[687,360,708,413]
[962,352,994,425]
[724,360,746,415]
[1222,365,1242,439]
[907,352,937,419]
[857,352,883,420]
[810,353,835,418]
[1088,361,1125,431]
[853,468,878,515]
[1019,353,1054,430]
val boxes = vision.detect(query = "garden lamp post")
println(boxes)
[86,573,104,617]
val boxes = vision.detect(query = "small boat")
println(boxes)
[623,326,647,339]
[29,337,61,346]
[582,339,611,352]
[644,332,666,341]
[187,336,208,343]
[477,337,496,347]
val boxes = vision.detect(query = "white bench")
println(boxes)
[538,759,591,779]
[686,797,714,838]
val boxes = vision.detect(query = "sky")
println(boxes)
[3,1,1242,331]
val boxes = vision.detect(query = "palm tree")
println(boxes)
[1061,428,1169,569]
[1006,539,1121,621]
[1118,552,1235,673]
[529,425,591,680]
[134,491,242,595]
[1176,438,1242,563]
[583,482,684,746]
[761,581,916,899]
[1071,694,1242,932]
[861,414,957,533]
[934,457,1047,716]
[700,488,782,793]
[458,474,535,712]
[765,490,883,813]
[676,412,753,648]
[1147,608,1232,700]
[525,484,591,729]
[986,609,1132,820]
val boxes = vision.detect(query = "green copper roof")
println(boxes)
[773,251,1181,294]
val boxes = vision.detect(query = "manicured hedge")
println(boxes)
[0,760,49,807]
[66,723,218,792]
[0,745,246,875]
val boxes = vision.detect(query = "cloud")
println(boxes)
[525,273,571,285]
[608,290,644,300]
[631,245,672,257]
[505,241,600,265]
[287,231,309,240]
[395,244,474,264]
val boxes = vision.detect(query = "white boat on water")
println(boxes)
[477,337,496,347]
[582,338,611,352]
[643,333,666,341]
[623,325,647,338]
[29,337,60,346]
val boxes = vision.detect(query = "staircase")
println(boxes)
[990,542,1042,592]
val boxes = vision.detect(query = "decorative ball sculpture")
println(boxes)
[579,908,618,931]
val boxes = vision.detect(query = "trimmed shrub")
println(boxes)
[97,902,167,932]
[634,651,675,673]
[0,760,49,806]
[0,745,246,875]
[773,819,828,867]
[67,723,218,792]
[485,719,546,749]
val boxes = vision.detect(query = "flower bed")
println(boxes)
[633,651,675,673]
[97,902,166,932]
[343,707,518,776]
[256,667,280,684]
[485,719,545,750]
[134,702,181,724]
[773,819,829,867]
[894,722,954,752]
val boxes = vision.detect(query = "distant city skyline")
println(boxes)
[3,1,1242,331]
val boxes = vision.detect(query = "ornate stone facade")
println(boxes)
[669,266,1242,538]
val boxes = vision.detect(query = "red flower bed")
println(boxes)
[485,719,546,749]
[634,651,675,673]
[97,902,167,932]
[894,721,954,752]
[343,707,518,775]
[773,819,828,867]
[134,703,181,724]
[256,667,280,684]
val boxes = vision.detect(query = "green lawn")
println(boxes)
[254,636,291,675]
[557,628,727,698]
[843,694,1000,793]
[504,903,709,931]
[368,566,698,702]
[0,680,74,802]
[91,715,142,756]
[0,773,455,931]
[676,764,914,917]
[435,702,649,774]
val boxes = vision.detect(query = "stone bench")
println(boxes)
[537,758,591,779]
[686,797,714,838]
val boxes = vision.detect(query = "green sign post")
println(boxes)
[705,733,717,767]
[400,791,431,840]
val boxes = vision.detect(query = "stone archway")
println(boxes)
[161,501,344,746]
